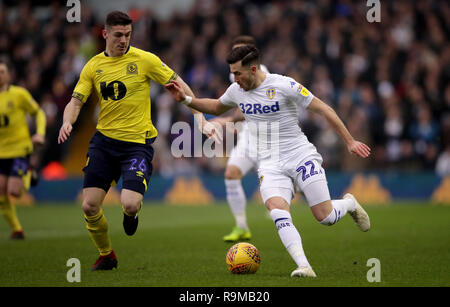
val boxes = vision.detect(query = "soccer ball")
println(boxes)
[226,242,261,274]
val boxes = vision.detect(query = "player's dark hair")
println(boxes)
[226,45,260,67]
[0,55,12,71]
[105,11,132,27]
[232,35,256,48]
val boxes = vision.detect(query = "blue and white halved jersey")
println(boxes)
[219,73,319,167]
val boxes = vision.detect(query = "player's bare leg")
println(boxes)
[223,165,251,242]
[310,200,334,222]
[265,196,316,278]
[82,187,106,216]
[7,176,24,198]
[121,188,142,236]
[82,187,117,270]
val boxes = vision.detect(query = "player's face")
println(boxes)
[0,64,9,87]
[103,24,132,56]
[230,61,256,91]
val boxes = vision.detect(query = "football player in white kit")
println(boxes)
[212,36,270,242]
[165,45,371,278]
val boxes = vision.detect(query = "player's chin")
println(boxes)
[117,46,127,54]
[238,84,248,91]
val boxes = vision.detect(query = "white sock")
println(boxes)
[270,209,311,268]
[319,199,354,226]
[225,179,248,230]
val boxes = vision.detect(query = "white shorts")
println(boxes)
[227,128,258,176]
[258,153,331,206]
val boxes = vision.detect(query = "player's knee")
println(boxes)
[121,189,142,215]
[225,166,242,180]
[122,199,141,215]
[82,199,101,216]
[7,186,22,198]
[265,197,289,212]
[0,183,6,196]
[6,177,23,198]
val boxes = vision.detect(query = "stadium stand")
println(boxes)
[0,0,448,177]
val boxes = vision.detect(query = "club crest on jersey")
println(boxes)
[126,63,138,75]
[266,88,276,99]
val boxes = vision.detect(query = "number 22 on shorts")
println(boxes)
[296,160,321,182]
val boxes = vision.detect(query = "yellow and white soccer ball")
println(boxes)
[226,242,261,274]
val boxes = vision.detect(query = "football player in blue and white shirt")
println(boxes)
[165,45,371,278]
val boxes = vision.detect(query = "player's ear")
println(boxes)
[102,28,108,39]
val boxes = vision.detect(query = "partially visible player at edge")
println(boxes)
[0,57,46,239]
[165,45,371,277]
[58,11,220,271]
[211,36,269,242]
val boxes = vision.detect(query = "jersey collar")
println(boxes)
[104,45,131,57]
[0,84,10,93]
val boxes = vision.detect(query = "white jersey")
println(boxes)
[219,73,318,168]
[229,64,269,135]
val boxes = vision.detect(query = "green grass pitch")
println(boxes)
[0,202,449,287]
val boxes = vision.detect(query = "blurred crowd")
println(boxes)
[0,0,449,177]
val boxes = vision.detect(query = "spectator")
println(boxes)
[0,0,448,175]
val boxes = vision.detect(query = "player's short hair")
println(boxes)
[105,11,132,27]
[232,35,256,48]
[226,45,260,67]
[0,55,12,71]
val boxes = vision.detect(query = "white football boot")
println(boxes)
[344,193,370,232]
[290,266,317,278]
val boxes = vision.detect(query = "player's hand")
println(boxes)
[201,120,223,144]
[164,80,186,102]
[347,140,371,158]
[31,134,45,146]
[58,122,73,144]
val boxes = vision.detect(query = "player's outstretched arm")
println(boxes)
[58,97,83,144]
[211,108,245,126]
[307,97,371,158]
[165,80,234,116]
[173,76,222,144]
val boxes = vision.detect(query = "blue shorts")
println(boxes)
[83,131,155,195]
[0,157,29,177]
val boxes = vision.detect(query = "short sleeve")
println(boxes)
[284,77,314,109]
[19,88,39,114]
[73,61,93,103]
[219,84,239,107]
[143,52,177,85]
